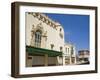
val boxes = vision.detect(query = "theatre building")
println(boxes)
[25,12,76,67]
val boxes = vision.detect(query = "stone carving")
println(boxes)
[28,12,58,29]
[36,23,44,32]
[30,23,47,48]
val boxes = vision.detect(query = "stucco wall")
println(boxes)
[26,12,65,52]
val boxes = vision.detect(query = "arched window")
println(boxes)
[34,30,42,48]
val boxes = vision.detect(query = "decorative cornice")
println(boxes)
[28,12,61,30]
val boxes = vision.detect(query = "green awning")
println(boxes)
[26,46,62,57]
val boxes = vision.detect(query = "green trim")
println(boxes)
[26,46,62,57]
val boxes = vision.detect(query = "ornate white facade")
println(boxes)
[26,12,76,67]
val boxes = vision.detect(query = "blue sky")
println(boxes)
[45,13,89,54]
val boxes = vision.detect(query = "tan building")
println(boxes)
[25,12,76,67]
[78,50,90,64]
[64,43,76,65]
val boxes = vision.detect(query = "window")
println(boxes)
[60,47,63,52]
[66,48,69,54]
[34,30,42,48]
[67,48,69,53]
[66,48,67,53]
[59,28,63,38]
[60,28,62,32]
[71,47,74,55]
[51,44,54,50]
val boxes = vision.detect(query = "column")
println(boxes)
[74,56,77,64]
[62,55,65,65]
[26,52,28,67]
[56,56,59,65]
[73,47,77,64]
[44,54,48,66]
[70,56,72,64]
[26,53,33,67]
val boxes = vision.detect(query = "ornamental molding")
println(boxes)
[31,23,47,37]
[28,12,59,29]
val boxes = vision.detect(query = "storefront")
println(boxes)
[26,46,62,67]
